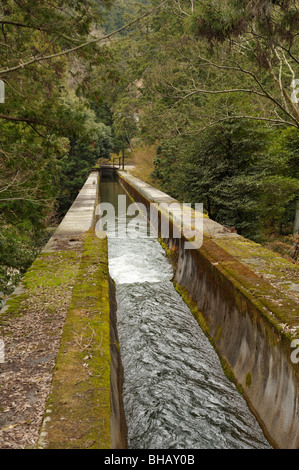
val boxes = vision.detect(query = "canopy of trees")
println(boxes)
[0,0,114,294]
[90,0,299,244]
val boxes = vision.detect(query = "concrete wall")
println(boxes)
[38,170,127,449]
[0,171,127,449]
[109,277,128,449]
[117,170,299,449]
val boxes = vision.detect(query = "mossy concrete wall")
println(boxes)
[117,170,299,449]
[37,171,127,449]
[0,171,127,449]
[37,230,127,449]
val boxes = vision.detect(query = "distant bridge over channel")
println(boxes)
[92,156,124,178]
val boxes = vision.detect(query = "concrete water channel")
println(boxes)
[1,168,298,449]
[99,176,271,449]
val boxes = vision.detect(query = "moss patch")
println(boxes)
[173,282,211,341]
[0,251,81,329]
[159,238,179,271]
[216,324,223,342]
[196,235,299,339]
[216,236,299,304]
[246,372,252,388]
[0,248,83,449]
[37,230,112,449]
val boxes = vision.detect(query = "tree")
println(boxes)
[0,0,108,293]
[180,0,299,129]
[56,92,112,215]
[0,0,168,293]
[109,0,299,248]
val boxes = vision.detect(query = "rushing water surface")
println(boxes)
[100,178,271,449]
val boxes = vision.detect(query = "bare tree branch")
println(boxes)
[0,20,47,30]
[162,87,268,115]
[0,197,51,203]
[272,48,290,112]
[197,115,297,133]
[279,45,299,66]
[266,54,299,122]
[197,54,299,127]
[0,114,44,125]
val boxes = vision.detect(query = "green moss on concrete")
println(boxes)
[216,324,223,342]
[221,261,298,335]
[24,255,78,289]
[173,282,211,340]
[196,236,299,342]
[219,356,243,395]
[246,372,252,388]
[0,292,26,325]
[216,236,299,316]
[38,229,113,449]
[0,251,81,330]
[159,238,179,271]
[219,357,235,383]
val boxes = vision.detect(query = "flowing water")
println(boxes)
[100,178,271,449]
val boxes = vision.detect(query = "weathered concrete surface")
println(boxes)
[0,250,82,448]
[0,171,126,449]
[117,170,299,449]
[43,171,99,253]
[109,277,127,449]
[117,172,299,304]
[36,170,126,449]
[37,231,123,449]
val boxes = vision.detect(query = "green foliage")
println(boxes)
[0,223,53,294]
[152,119,299,240]
[99,0,150,35]
[189,0,299,45]
[153,120,266,237]
[188,0,249,42]
[57,95,112,214]
[0,0,113,293]
[126,0,299,246]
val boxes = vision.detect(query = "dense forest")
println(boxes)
[0,0,298,300]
